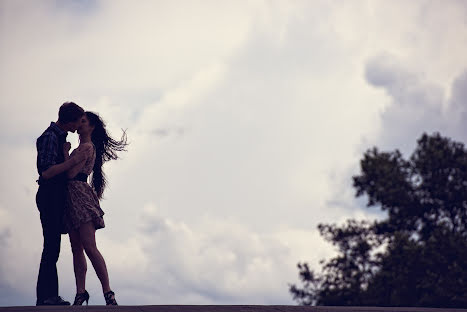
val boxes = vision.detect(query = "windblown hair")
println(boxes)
[86,111,128,199]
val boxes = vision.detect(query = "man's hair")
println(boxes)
[58,102,84,123]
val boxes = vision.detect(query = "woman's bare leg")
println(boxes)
[69,229,87,294]
[79,222,111,293]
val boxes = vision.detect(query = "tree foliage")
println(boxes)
[290,133,467,308]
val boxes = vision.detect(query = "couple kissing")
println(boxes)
[35,102,127,306]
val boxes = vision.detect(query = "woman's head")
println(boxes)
[84,111,128,199]
[77,113,95,136]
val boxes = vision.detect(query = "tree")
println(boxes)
[290,133,467,308]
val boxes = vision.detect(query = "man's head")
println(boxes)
[57,102,84,132]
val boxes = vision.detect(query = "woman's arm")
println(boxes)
[66,143,93,179]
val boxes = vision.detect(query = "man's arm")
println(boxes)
[41,152,86,180]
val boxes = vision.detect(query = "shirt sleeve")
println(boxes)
[36,132,59,175]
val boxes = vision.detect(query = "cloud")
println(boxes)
[94,203,336,305]
[2,0,467,307]
[0,208,11,247]
[448,70,467,137]
[0,200,339,306]
[0,207,31,306]
[364,53,445,154]
[0,0,255,142]
[364,53,467,157]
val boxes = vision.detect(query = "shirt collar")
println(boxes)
[50,122,68,138]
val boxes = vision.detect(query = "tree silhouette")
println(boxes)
[290,133,467,308]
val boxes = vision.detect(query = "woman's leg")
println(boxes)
[69,229,87,294]
[79,222,111,293]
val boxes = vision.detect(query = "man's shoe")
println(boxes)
[36,296,71,306]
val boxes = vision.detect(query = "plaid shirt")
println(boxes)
[36,122,68,176]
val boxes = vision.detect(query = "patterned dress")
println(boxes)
[64,144,105,232]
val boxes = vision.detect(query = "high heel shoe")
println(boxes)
[73,290,90,306]
[104,290,118,306]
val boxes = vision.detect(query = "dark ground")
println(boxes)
[1,306,467,312]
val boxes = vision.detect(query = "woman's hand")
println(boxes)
[66,144,92,179]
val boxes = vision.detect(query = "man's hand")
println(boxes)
[63,142,71,154]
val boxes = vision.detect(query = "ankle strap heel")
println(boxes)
[104,290,118,305]
[73,290,90,306]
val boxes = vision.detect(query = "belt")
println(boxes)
[72,173,88,182]
[37,175,66,186]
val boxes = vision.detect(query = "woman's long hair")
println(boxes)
[86,111,128,199]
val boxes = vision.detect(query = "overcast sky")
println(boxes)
[1,0,467,307]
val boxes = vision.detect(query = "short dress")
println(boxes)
[64,144,105,232]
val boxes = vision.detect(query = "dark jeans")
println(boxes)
[35,183,66,302]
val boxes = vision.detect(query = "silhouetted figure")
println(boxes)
[63,111,127,306]
[35,102,87,306]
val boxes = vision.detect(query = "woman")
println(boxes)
[63,111,127,306]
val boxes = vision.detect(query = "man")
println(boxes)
[35,102,90,306]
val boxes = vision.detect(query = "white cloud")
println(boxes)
[94,202,336,304]
[364,53,467,157]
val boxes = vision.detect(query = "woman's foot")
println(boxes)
[73,290,90,306]
[104,290,118,305]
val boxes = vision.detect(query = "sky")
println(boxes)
[1,0,467,307]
